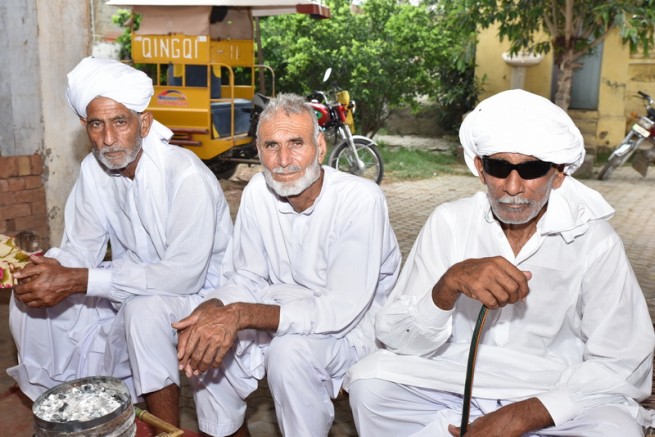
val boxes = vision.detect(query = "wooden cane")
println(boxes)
[134,406,185,437]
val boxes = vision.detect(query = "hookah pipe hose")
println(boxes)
[460,304,490,435]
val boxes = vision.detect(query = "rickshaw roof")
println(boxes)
[106,0,330,17]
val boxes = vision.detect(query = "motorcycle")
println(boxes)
[214,70,384,184]
[598,90,655,180]
[307,68,384,184]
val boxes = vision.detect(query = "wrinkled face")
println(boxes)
[83,97,151,171]
[257,111,326,197]
[475,153,565,225]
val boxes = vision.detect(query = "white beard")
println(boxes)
[263,155,322,197]
[487,189,551,225]
[94,136,143,170]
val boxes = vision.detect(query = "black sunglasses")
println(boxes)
[481,157,554,180]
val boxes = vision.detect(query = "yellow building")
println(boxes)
[476,24,655,154]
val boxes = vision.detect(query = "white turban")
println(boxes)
[65,56,172,142]
[459,89,585,175]
[66,56,154,118]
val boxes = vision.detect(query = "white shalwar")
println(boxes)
[345,177,655,436]
[201,166,401,436]
[8,136,233,413]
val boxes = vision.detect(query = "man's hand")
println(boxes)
[448,397,553,437]
[432,256,531,310]
[173,299,241,377]
[13,255,88,307]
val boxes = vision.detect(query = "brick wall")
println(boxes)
[0,155,50,250]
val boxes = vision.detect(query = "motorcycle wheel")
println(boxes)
[203,157,239,180]
[330,138,384,184]
[597,138,641,181]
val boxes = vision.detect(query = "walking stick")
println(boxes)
[460,305,490,434]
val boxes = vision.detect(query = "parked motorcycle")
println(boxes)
[307,68,384,184]
[598,91,655,180]
[211,71,384,184]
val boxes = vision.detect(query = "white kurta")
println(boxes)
[345,177,655,428]
[205,165,401,388]
[8,136,233,400]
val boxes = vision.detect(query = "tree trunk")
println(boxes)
[554,48,575,110]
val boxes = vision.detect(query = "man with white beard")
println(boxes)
[9,57,233,432]
[174,93,401,437]
[345,89,655,437]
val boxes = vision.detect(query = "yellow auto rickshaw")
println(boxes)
[106,0,330,178]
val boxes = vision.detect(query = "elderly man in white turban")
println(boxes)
[345,89,655,436]
[8,56,233,431]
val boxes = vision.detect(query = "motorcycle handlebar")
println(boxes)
[637,90,655,107]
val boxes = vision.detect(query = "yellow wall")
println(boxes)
[475,25,655,151]
[626,54,655,122]
[476,24,553,101]
[595,28,630,150]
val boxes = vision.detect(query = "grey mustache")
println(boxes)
[497,196,530,205]
[272,166,302,174]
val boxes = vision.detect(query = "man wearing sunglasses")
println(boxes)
[346,89,655,436]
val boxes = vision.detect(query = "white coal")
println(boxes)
[34,382,123,423]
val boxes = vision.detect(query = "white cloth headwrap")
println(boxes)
[459,89,585,175]
[65,56,172,142]
[66,56,154,118]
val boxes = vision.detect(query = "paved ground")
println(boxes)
[1,164,654,435]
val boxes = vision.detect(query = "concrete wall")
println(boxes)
[92,0,123,42]
[0,0,92,247]
[0,0,42,157]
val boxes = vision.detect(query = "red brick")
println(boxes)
[15,189,45,204]
[30,154,44,175]
[0,157,19,178]
[17,156,32,176]
[7,177,26,192]
[16,214,48,231]
[5,218,15,232]
[0,180,8,192]
[30,201,48,216]
[0,191,16,207]
[0,221,7,233]
[24,175,43,190]
[0,203,30,220]
[33,223,50,236]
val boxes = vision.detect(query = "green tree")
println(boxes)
[260,0,478,135]
[452,0,655,110]
[111,9,141,61]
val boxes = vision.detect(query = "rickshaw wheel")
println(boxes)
[204,158,239,180]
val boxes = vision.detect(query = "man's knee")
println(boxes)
[121,295,182,357]
[122,295,176,334]
[348,379,395,414]
[265,335,313,384]
[123,295,163,322]
[564,404,645,437]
